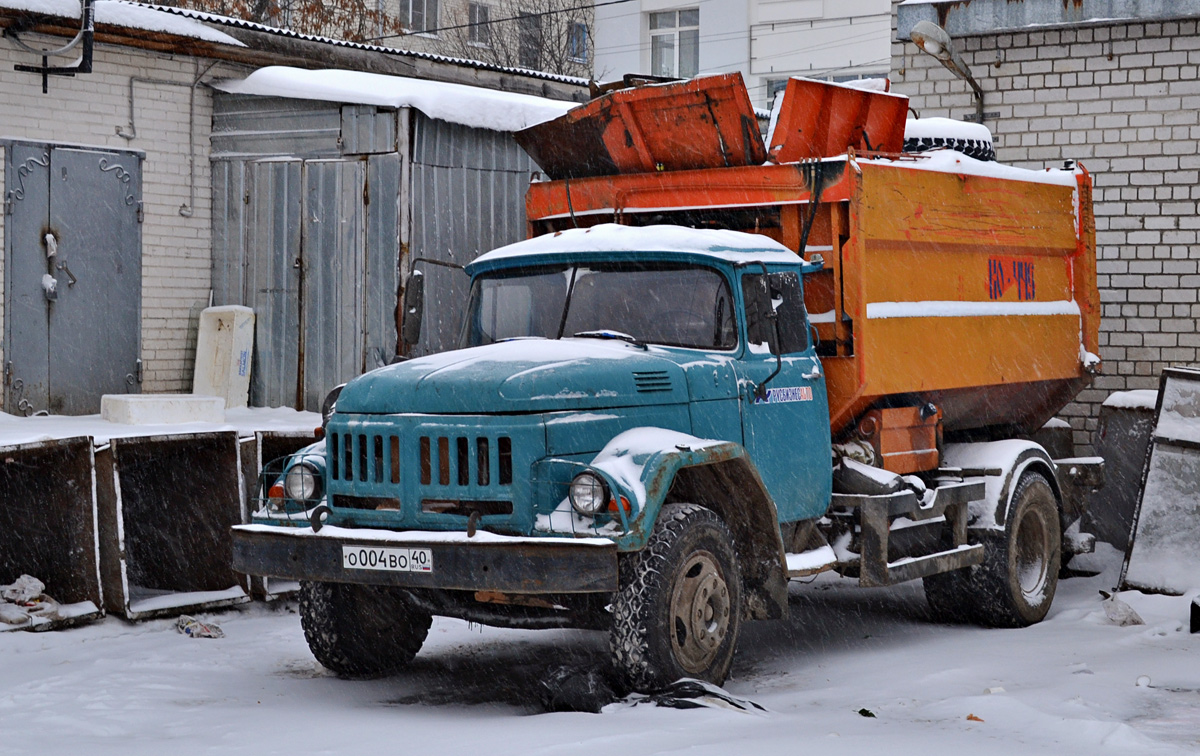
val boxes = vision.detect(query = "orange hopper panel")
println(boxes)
[515,73,767,180]
[768,77,909,162]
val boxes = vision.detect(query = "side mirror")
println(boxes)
[321,384,345,427]
[401,270,424,348]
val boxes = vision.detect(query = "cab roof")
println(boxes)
[467,223,802,275]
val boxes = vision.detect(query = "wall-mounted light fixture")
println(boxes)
[910,20,984,123]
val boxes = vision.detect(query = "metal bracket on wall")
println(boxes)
[6,0,95,94]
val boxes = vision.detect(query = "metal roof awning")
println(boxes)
[210,66,575,133]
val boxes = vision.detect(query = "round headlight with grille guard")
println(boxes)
[284,462,322,503]
[569,472,609,515]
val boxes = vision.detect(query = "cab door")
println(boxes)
[734,268,832,522]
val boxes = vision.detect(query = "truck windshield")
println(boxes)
[462,263,737,350]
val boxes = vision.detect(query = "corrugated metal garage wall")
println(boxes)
[408,112,537,356]
[211,95,536,406]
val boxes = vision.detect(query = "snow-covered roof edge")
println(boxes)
[210,66,574,133]
[0,0,245,47]
[136,2,589,87]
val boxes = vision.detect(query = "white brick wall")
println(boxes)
[0,36,247,402]
[891,6,1200,451]
[0,141,4,377]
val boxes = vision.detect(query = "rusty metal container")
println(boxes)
[0,437,105,630]
[96,432,251,620]
[767,77,908,162]
[515,73,766,180]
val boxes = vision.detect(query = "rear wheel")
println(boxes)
[610,503,742,692]
[299,581,431,678]
[924,471,1060,627]
[973,471,1061,627]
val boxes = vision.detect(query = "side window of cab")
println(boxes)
[741,271,809,354]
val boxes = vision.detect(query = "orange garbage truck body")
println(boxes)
[520,79,1099,459]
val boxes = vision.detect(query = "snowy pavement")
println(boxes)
[1,545,1196,755]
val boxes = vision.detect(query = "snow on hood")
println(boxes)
[470,224,800,268]
[334,338,690,415]
[210,66,574,133]
[0,0,246,46]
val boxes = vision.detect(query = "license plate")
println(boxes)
[342,545,433,573]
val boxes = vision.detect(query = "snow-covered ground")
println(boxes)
[1,545,1196,755]
[0,406,321,446]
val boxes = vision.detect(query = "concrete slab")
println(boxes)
[101,394,226,425]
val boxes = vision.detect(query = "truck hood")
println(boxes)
[335,338,691,414]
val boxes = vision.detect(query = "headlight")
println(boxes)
[569,472,609,516]
[284,462,322,503]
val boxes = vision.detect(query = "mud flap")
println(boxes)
[96,431,251,620]
[0,437,105,631]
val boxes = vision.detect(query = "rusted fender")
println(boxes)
[943,440,1061,532]
[587,428,790,620]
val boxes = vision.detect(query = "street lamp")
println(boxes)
[910,20,985,123]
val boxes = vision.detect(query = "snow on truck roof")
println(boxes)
[211,66,574,134]
[469,224,803,269]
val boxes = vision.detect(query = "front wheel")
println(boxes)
[610,503,743,692]
[299,581,431,678]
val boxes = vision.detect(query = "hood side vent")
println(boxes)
[633,370,673,393]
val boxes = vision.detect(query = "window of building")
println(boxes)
[569,22,588,63]
[649,8,699,79]
[518,13,542,70]
[468,3,490,46]
[399,0,439,34]
[767,78,790,100]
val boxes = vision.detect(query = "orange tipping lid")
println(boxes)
[515,73,767,180]
[767,77,909,162]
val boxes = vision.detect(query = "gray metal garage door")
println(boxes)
[4,142,143,415]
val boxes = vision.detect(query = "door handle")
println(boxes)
[802,364,822,380]
[56,262,77,287]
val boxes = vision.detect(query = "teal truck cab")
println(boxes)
[232,224,1093,690]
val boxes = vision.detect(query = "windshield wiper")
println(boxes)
[572,330,648,349]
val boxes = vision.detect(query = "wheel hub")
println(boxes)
[670,551,731,673]
[1015,506,1050,599]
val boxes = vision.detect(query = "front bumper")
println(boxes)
[231,524,618,593]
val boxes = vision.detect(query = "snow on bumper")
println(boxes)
[231,524,618,593]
